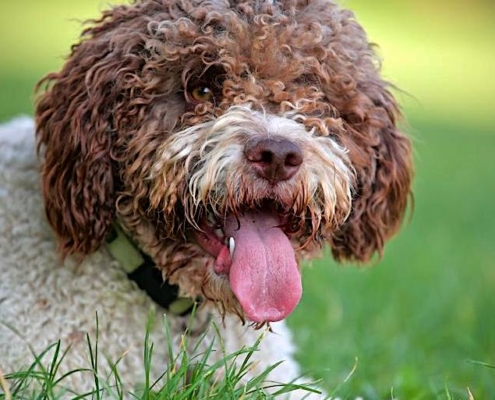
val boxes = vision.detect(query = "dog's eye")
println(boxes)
[190,86,214,102]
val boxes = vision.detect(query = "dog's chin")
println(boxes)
[194,199,303,324]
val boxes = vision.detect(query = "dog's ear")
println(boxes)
[330,83,413,263]
[35,35,120,257]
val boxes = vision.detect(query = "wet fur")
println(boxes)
[35,0,412,321]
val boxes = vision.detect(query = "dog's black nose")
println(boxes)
[245,137,303,183]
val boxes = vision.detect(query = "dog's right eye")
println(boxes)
[190,86,214,102]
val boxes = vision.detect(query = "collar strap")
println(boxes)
[105,224,196,316]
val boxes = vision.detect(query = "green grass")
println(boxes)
[0,315,321,399]
[1,0,494,399]
[290,117,495,399]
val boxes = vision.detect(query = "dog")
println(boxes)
[0,0,413,397]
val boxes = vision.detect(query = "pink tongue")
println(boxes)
[223,211,302,322]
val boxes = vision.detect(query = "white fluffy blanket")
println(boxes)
[0,117,320,399]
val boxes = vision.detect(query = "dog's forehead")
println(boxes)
[181,0,335,22]
[153,0,341,77]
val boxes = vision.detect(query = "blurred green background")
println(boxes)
[1,0,494,398]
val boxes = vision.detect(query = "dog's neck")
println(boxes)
[105,224,195,315]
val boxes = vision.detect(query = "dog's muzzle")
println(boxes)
[150,105,354,323]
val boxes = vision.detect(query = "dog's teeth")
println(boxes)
[228,237,235,258]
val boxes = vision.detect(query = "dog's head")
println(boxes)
[35,0,413,323]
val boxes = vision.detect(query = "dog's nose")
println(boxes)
[245,137,303,183]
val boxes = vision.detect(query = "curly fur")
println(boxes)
[1,0,412,395]
[35,0,412,315]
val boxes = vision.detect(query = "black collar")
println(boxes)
[105,224,195,316]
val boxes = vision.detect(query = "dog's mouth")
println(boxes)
[193,202,302,323]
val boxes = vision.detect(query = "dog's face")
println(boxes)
[35,0,413,323]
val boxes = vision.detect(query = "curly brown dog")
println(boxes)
[0,0,412,396]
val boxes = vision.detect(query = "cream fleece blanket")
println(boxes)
[0,117,322,399]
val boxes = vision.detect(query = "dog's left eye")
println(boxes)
[190,86,214,102]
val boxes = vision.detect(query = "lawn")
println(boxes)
[290,116,495,399]
[1,0,494,398]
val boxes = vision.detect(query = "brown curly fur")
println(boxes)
[35,0,413,320]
